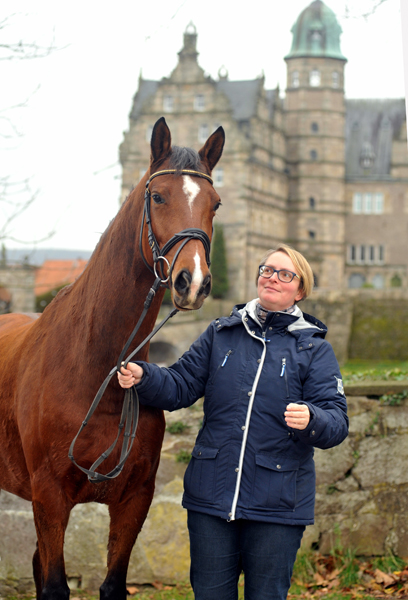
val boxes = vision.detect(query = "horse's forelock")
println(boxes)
[169,146,203,173]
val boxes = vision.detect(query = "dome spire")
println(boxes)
[286,0,346,61]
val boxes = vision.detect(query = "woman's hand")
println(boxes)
[284,403,310,430]
[117,362,144,388]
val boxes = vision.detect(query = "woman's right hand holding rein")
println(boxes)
[118,362,144,388]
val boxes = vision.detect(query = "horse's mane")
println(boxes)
[169,146,203,173]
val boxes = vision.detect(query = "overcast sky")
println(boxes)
[0,0,406,254]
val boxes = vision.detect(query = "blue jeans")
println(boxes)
[187,510,305,600]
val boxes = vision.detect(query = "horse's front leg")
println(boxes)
[31,485,72,600]
[100,478,157,600]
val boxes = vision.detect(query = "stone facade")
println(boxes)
[119,2,408,302]
[0,265,36,313]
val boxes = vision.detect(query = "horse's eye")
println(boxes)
[214,201,222,212]
[152,194,164,204]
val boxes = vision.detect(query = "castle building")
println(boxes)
[119,0,408,302]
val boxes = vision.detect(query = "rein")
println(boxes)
[68,169,214,483]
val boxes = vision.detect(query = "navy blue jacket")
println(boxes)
[135,300,348,525]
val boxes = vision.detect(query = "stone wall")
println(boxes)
[1,391,408,595]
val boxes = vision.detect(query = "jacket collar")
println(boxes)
[218,299,327,339]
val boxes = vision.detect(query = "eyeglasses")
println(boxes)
[258,265,300,283]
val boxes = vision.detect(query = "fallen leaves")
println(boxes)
[289,554,408,599]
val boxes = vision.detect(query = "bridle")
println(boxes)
[139,169,213,283]
[69,168,215,483]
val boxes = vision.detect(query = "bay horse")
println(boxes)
[0,117,225,600]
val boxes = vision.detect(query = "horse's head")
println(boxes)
[141,117,225,310]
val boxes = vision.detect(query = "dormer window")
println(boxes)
[309,69,320,87]
[291,70,299,87]
[163,95,174,112]
[360,142,375,169]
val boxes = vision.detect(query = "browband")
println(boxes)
[146,169,213,186]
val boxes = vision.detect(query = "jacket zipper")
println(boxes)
[221,350,233,367]
[280,357,289,398]
[229,327,266,522]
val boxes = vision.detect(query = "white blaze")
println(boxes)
[182,175,200,211]
[190,251,204,301]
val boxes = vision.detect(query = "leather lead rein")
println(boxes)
[69,169,214,482]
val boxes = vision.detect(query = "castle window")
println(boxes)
[308,230,316,239]
[353,193,362,213]
[311,122,319,132]
[332,71,339,88]
[214,167,224,187]
[363,193,373,214]
[310,150,318,161]
[198,124,209,143]
[194,94,205,111]
[348,273,366,288]
[352,192,383,214]
[349,245,356,263]
[358,245,365,264]
[372,274,385,289]
[374,193,384,214]
[309,69,320,87]
[368,245,375,264]
[391,274,402,287]
[291,71,299,87]
[163,95,174,112]
[309,197,316,209]
[146,125,153,143]
[378,245,384,263]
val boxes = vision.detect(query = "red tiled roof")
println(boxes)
[35,259,88,296]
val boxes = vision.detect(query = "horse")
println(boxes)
[0,116,225,600]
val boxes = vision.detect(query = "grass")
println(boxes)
[341,359,408,384]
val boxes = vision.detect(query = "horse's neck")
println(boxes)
[45,188,164,364]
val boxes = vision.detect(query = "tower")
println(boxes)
[284,0,347,289]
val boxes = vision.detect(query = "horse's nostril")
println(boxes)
[201,274,212,297]
[174,269,192,295]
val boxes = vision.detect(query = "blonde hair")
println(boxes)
[257,243,314,301]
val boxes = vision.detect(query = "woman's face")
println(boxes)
[257,251,304,312]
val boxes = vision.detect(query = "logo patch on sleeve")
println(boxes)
[334,376,345,395]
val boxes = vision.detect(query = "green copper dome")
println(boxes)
[285,0,346,60]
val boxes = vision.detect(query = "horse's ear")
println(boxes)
[198,126,225,172]
[150,117,172,165]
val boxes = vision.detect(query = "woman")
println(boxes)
[118,243,348,600]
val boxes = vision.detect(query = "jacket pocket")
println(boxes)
[183,444,219,504]
[209,349,235,386]
[252,454,300,510]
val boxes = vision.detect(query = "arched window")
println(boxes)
[309,70,321,87]
[332,71,339,88]
[291,71,299,87]
[372,274,385,289]
[309,197,316,209]
[311,122,319,132]
[348,273,366,288]
[390,274,402,288]
[310,150,318,161]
